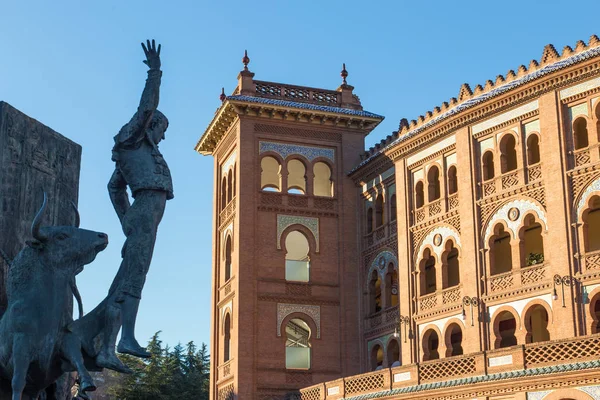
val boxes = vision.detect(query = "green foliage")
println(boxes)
[526,252,544,266]
[109,332,210,400]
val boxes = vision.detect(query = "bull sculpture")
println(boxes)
[0,194,108,400]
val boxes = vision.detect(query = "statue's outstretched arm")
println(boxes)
[131,39,162,134]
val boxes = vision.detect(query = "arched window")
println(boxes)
[313,162,333,197]
[415,181,425,209]
[367,208,374,233]
[221,177,227,210]
[482,151,495,181]
[285,231,310,282]
[490,224,512,275]
[422,329,439,361]
[224,314,231,362]
[583,196,600,252]
[427,166,441,202]
[261,156,282,192]
[233,164,237,197]
[495,311,517,349]
[385,263,398,308]
[387,339,400,367]
[369,270,382,314]
[371,344,384,370]
[390,194,397,222]
[500,134,518,173]
[527,135,540,165]
[447,166,458,195]
[375,194,384,228]
[285,318,311,369]
[287,159,306,195]
[444,241,460,288]
[592,295,600,334]
[446,324,463,357]
[224,235,232,282]
[573,117,589,150]
[525,305,550,344]
[522,214,544,267]
[227,169,233,203]
[420,249,436,295]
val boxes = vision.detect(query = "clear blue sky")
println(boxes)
[1,1,599,349]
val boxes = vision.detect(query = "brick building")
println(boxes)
[196,36,600,400]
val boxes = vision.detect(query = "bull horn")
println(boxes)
[70,201,80,228]
[31,192,48,241]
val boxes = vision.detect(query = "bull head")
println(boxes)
[27,193,109,269]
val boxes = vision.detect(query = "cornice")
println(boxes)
[197,100,382,155]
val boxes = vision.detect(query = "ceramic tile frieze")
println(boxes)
[276,303,321,338]
[417,225,462,260]
[366,250,398,289]
[259,141,334,162]
[277,214,319,252]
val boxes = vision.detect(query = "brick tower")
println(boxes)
[195,56,383,399]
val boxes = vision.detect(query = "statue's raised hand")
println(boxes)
[141,39,161,70]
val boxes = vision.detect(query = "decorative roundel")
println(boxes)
[378,256,386,269]
[433,234,443,246]
[391,283,399,295]
[508,207,520,221]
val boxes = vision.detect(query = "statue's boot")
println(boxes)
[117,295,151,358]
[96,350,133,374]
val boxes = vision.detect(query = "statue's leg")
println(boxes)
[116,190,166,358]
[95,302,132,374]
[61,334,95,393]
[10,335,29,400]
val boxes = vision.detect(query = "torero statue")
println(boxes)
[98,39,173,365]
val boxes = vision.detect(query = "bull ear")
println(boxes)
[26,240,44,249]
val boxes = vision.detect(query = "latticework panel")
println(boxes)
[375,227,386,241]
[299,386,321,400]
[428,200,442,217]
[415,208,425,223]
[584,251,600,270]
[261,193,283,205]
[448,194,459,211]
[526,186,546,208]
[521,264,546,285]
[389,220,397,236]
[218,383,235,400]
[528,164,542,181]
[289,196,308,208]
[314,197,334,210]
[286,283,312,296]
[420,293,438,311]
[525,336,600,367]
[501,172,520,190]
[385,307,399,322]
[442,287,461,304]
[344,372,385,395]
[313,91,339,104]
[256,82,282,97]
[420,356,476,382]
[490,273,514,292]
[483,181,496,197]
[575,149,591,167]
[570,171,599,200]
[284,87,310,101]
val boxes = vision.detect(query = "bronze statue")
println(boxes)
[0,40,174,399]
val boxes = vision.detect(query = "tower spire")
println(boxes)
[341,63,348,85]
[242,50,250,71]
[220,87,226,102]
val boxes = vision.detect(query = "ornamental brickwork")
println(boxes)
[199,34,600,400]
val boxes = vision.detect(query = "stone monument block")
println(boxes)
[0,101,82,314]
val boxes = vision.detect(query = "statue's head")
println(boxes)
[148,110,169,144]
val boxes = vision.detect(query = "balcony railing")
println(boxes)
[254,80,342,106]
[580,249,600,272]
[480,164,542,198]
[364,307,399,330]
[487,263,548,293]
[299,333,600,399]
[219,197,236,226]
[418,285,462,312]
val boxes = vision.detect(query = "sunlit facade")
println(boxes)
[198,36,600,400]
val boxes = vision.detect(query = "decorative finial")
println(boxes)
[242,50,250,71]
[220,87,226,102]
[341,63,348,85]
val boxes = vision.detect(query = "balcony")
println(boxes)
[219,197,236,227]
[418,285,462,313]
[480,165,543,199]
[579,249,600,272]
[486,263,548,294]
[299,333,600,399]
[364,307,399,331]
